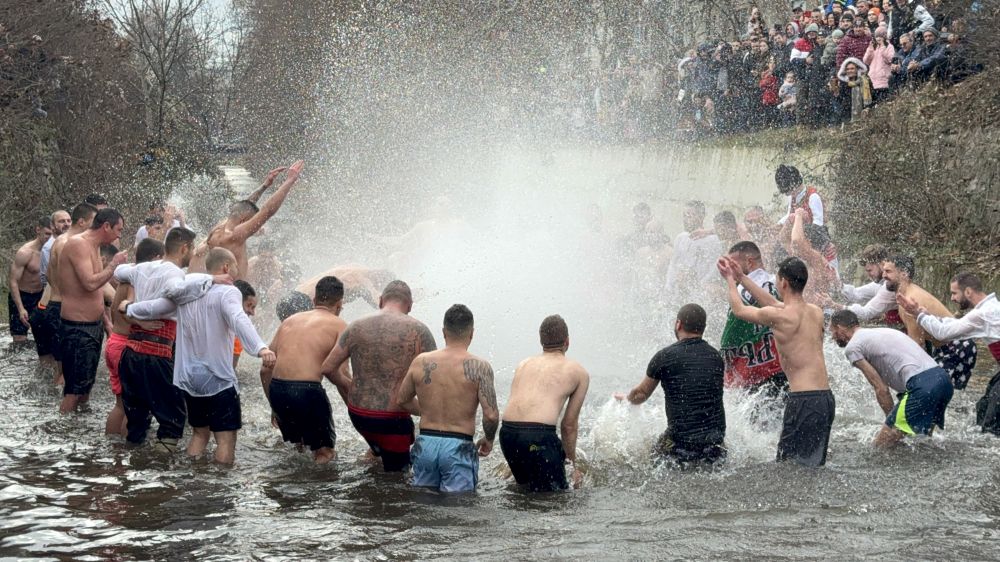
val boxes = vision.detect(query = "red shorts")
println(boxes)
[347,404,415,471]
[105,332,128,395]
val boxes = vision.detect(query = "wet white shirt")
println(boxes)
[134,220,181,247]
[778,191,824,226]
[844,327,939,393]
[846,283,897,322]
[114,260,186,320]
[841,279,882,304]
[918,293,1000,347]
[666,232,723,292]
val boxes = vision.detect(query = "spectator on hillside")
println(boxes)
[863,27,896,103]
[758,58,781,127]
[906,27,947,82]
[772,31,794,79]
[825,0,856,15]
[837,15,872,68]
[822,29,845,67]
[778,72,798,112]
[792,24,829,126]
[889,31,917,89]
[833,57,874,122]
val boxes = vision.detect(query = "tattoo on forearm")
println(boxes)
[483,417,499,441]
[464,358,498,413]
[422,360,437,385]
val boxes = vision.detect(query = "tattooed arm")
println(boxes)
[321,327,353,406]
[397,355,422,416]
[464,357,499,456]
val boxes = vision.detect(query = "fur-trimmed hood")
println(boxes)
[838,56,869,82]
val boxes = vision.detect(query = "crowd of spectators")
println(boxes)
[674,0,983,134]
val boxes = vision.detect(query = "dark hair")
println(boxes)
[100,243,118,261]
[539,314,569,349]
[135,238,165,263]
[84,193,108,206]
[144,215,164,226]
[234,280,256,300]
[164,227,196,254]
[729,241,762,260]
[775,164,802,194]
[90,207,123,230]
[677,303,707,334]
[315,275,345,305]
[778,256,809,293]
[71,203,98,225]
[443,304,474,338]
[713,211,737,226]
[803,223,831,250]
[229,199,259,218]
[840,12,854,22]
[886,254,916,280]
[830,309,860,328]
[381,280,413,304]
[952,272,983,293]
[858,243,889,265]
[277,291,312,321]
[37,215,52,229]
[686,200,706,215]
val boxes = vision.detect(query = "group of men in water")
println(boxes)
[6,161,999,491]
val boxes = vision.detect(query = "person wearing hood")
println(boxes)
[832,57,873,122]
[906,27,947,82]
[785,22,801,43]
[822,29,845,67]
[863,27,895,102]
[837,15,872,68]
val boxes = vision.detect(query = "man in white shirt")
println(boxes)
[841,244,888,303]
[830,310,953,448]
[134,203,185,245]
[127,248,275,464]
[665,200,723,305]
[897,272,1000,435]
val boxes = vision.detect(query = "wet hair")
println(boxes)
[729,241,762,260]
[539,314,569,349]
[135,238,165,263]
[443,304,474,338]
[84,193,108,207]
[952,272,983,293]
[686,200,706,216]
[234,280,256,301]
[676,303,707,334]
[37,215,52,229]
[886,255,916,280]
[858,244,889,265]
[229,199,259,218]
[100,243,118,261]
[775,164,803,194]
[830,309,860,328]
[205,247,236,273]
[713,211,737,227]
[803,223,831,250]
[164,227,196,254]
[71,203,98,225]
[145,215,164,226]
[278,291,313,321]
[90,208,123,230]
[315,275,345,305]
[381,280,413,304]
[778,256,809,293]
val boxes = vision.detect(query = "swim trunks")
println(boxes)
[59,319,104,396]
[776,389,835,467]
[977,368,1000,435]
[269,379,336,451]
[348,404,415,471]
[411,429,479,492]
[30,301,62,359]
[119,347,186,445]
[7,290,42,336]
[185,386,242,432]
[233,337,243,356]
[105,332,128,395]
[932,339,978,390]
[499,421,568,492]
[276,291,312,322]
[887,366,953,435]
[654,431,727,465]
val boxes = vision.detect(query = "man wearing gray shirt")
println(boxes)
[830,310,953,448]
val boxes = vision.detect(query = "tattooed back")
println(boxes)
[405,349,498,437]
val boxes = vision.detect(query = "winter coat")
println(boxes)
[909,41,948,79]
[834,57,873,121]
[760,73,780,106]
[836,30,871,69]
[863,42,896,89]
[824,0,855,15]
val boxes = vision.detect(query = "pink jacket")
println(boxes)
[863,43,896,89]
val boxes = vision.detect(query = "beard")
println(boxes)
[958,297,972,311]
[833,336,848,348]
[885,280,899,292]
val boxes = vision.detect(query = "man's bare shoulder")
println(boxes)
[14,244,35,261]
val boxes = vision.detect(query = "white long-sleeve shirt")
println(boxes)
[129,278,267,397]
[847,283,898,322]
[918,293,1000,350]
[666,232,723,293]
[778,191,824,226]
[114,260,186,319]
[842,279,883,304]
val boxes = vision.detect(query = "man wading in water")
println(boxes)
[8,216,51,344]
[718,256,835,466]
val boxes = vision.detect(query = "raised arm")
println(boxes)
[790,209,823,264]
[9,248,32,326]
[232,160,304,241]
[719,260,782,326]
[465,358,499,456]
[845,285,896,321]
[853,359,895,415]
[244,167,288,204]
[66,239,125,292]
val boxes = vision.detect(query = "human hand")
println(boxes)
[794,208,809,221]
[112,252,128,267]
[118,300,130,314]
[476,438,493,457]
[896,292,921,316]
[717,257,733,279]
[613,392,627,401]
[271,414,280,429]
[260,348,277,368]
[212,273,234,286]
[18,308,29,326]
[263,166,288,187]
[285,160,305,182]
[571,467,584,489]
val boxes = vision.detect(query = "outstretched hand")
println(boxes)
[263,166,288,187]
[285,160,305,182]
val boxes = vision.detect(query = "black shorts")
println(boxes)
[269,379,336,451]
[60,318,104,396]
[654,432,727,466]
[777,389,835,467]
[499,421,568,492]
[8,290,42,336]
[976,369,1000,436]
[276,291,312,322]
[30,301,63,359]
[185,386,242,432]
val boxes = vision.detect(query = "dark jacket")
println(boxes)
[908,40,947,79]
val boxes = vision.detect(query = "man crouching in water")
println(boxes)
[397,304,499,492]
[261,276,349,464]
[500,315,590,491]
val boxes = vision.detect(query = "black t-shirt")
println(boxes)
[647,337,726,447]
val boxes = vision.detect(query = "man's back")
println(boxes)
[411,348,483,436]
[344,311,436,411]
[768,300,830,392]
[649,338,725,446]
[504,354,586,425]
[47,233,73,301]
[272,309,346,382]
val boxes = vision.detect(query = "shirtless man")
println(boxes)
[398,305,499,492]
[320,280,437,472]
[8,216,51,343]
[56,208,127,413]
[39,210,72,287]
[189,161,303,281]
[276,265,395,321]
[718,256,835,467]
[261,276,349,464]
[882,256,978,389]
[500,315,590,491]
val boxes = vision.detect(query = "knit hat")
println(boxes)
[805,23,820,34]
[924,27,941,37]
[831,29,845,40]
[869,7,881,17]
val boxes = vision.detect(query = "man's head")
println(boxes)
[234,280,257,316]
[851,16,868,35]
[882,255,915,292]
[90,208,124,244]
[899,32,914,52]
[829,309,860,347]
[950,272,985,311]
[443,304,474,343]
[71,203,98,230]
[674,303,707,339]
[229,200,259,223]
[728,241,763,275]
[839,13,854,31]
[713,211,739,242]
[858,244,889,282]
[145,215,164,239]
[51,210,71,234]
[164,227,196,268]
[84,193,108,210]
[775,164,803,195]
[205,247,238,276]
[777,256,809,295]
[35,215,53,240]
[683,200,706,232]
[633,202,652,230]
[539,314,569,352]
[923,28,939,46]
[380,280,413,313]
[314,275,345,309]
[135,238,165,263]
[99,243,118,268]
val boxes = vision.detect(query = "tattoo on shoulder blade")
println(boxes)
[422,360,437,385]
[464,359,498,411]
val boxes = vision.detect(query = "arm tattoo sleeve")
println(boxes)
[419,326,438,352]
[464,359,499,440]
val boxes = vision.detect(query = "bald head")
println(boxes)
[381,280,413,305]
[205,247,237,275]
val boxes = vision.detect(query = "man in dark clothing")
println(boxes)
[906,28,948,82]
[889,31,917,89]
[618,304,727,466]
